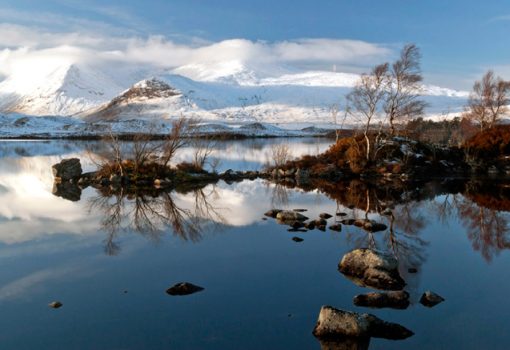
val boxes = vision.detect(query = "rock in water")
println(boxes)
[264,209,282,218]
[292,236,304,242]
[338,249,405,290]
[290,221,305,229]
[353,291,410,309]
[341,219,356,225]
[276,210,308,222]
[320,213,333,219]
[166,282,204,296]
[363,221,387,233]
[49,301,63,309]
[420,291,445,307]
[312,306,413,340]
[305,221,316,230]
[52,158,82,181]
[329,224,342,232]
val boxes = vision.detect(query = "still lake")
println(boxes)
[0,138,509,349]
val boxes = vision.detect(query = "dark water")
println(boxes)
[1,139,510,349]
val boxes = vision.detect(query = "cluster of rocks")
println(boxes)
[264,209,349,238]
[312,248,445,344]
[341,218,388,233]
[263,208,390,242]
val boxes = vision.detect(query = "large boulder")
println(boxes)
[312,306,413,340]
[338,249,405,290]
[52,158,82,181]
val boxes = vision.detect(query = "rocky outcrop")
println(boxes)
[353,291,410,309]
[312,306,413,340]
[52,158,82,181]
[338,249,405,290]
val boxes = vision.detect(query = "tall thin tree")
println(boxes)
[384,44,426,136]
[347,63,388,161]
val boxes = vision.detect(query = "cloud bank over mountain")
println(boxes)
[0,22,393,80]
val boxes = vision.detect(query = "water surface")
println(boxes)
[1,139,509,349]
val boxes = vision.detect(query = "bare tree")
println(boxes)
[384,44,426,136]
[161,117,192,167]
[347,63,388,161]
[269,143,292,168]
[463,70,510,131]
[191,136,216,170]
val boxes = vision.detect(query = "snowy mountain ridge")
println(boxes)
[0,59,469,125]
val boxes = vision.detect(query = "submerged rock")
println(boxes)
[276,210,308,222]
[408,268,418,273]
[292,236,304,242]
[166,282,204,296]
[420,291,445,307]
[52,158,82,181]
[338,249,406,290]
[49,301,63,309]
[353,291,410,309]
[312,306,413,340]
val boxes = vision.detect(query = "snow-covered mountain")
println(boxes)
[0,62,151,116]
[0,59,469,126]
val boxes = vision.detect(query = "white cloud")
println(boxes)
[0,22,393,79]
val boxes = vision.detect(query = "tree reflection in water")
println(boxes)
[88,185,226,255]
[273,177,510,265]
[456,183,510,262]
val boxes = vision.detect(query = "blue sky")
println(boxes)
[1,0,510,89]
